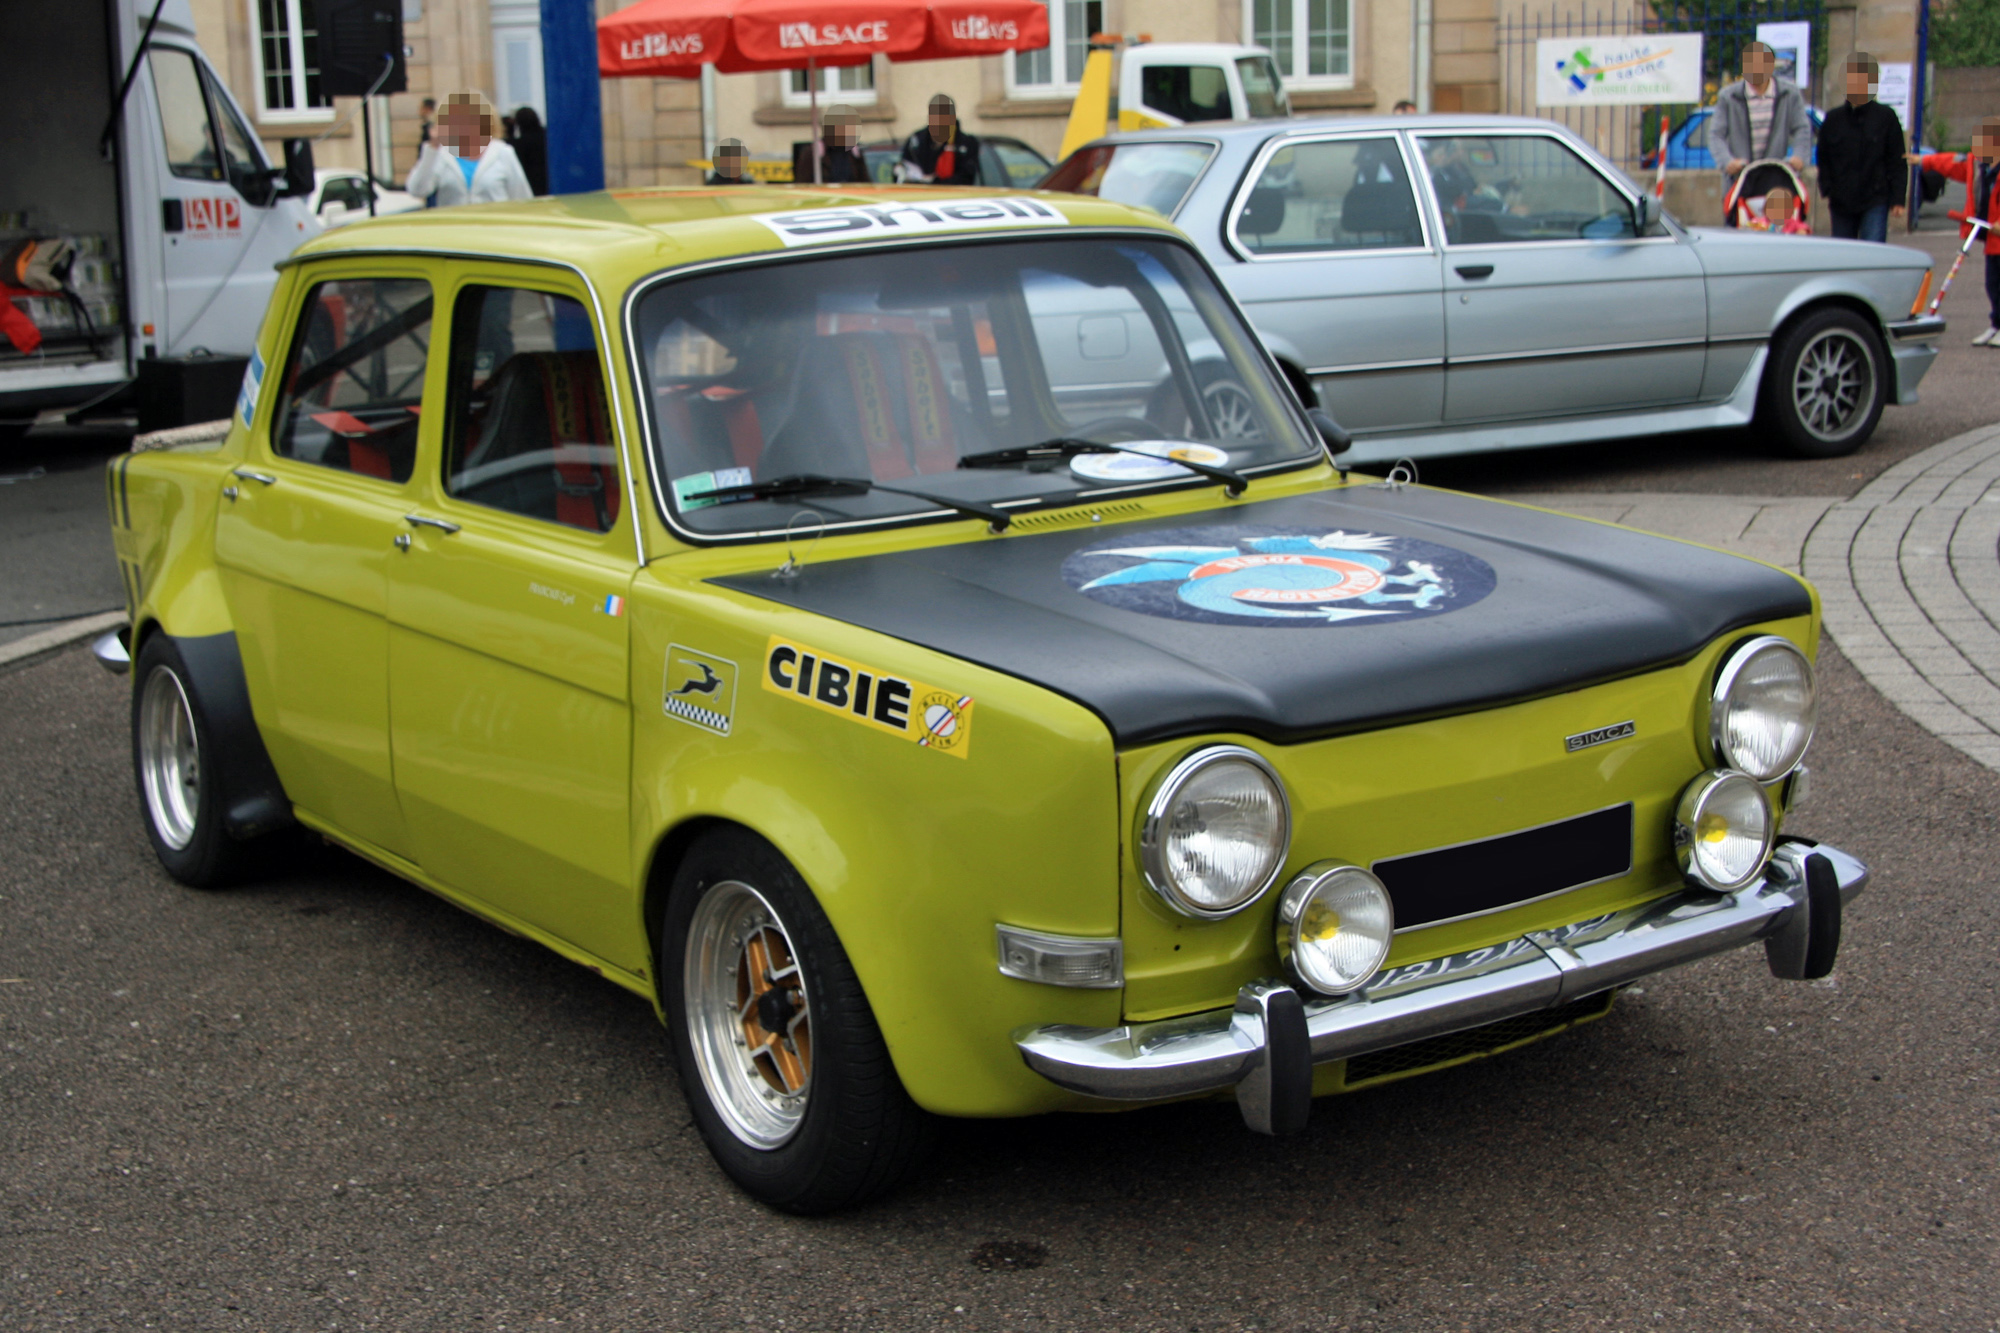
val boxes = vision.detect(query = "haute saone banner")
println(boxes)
[1536,35,1705,106]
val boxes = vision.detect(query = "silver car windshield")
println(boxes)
[634,237,1317,538]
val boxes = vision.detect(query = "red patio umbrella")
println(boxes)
[598,0,1049,181]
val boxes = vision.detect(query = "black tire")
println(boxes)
[661,828,935,1213]
[1758,308,1888,458]
[130,635,253,887]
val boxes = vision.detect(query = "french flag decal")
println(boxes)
[600,594,625,617]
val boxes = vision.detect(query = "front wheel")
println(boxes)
[1759,309,1888,458]
[131,635,252,887]
[662,829,934,1213]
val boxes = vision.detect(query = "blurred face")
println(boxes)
[1975,129,2000,163]
[1765,188,1793,217]
[717,147,747,179]
[1845,64,1876,100]
[829,118,858,149]
[1743,47,1774,85]
[443,101,491,155]
[929,101,954,141]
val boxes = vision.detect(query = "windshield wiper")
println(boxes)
[957,438,1249,498]
[683,473,1013,533]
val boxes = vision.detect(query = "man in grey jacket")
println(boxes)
[1715,42,1814,187]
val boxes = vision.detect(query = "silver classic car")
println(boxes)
[1044,115,1944,465]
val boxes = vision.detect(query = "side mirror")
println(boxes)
[1308,408,1351,457]
[1632,192,1653,234]
[281,137,315,198]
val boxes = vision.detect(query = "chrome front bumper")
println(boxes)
[1015,841,1867,1133]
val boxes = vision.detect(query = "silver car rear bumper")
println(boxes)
[1015,841,1866,1132]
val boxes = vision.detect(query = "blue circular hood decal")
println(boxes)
[1061,525,1497,628]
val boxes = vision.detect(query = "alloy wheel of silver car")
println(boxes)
[138,665,201,852]
[684,879,814,1149]
[1202,378,1266,442]
[1789,327,1874,443]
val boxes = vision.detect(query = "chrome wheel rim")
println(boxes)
[684,880,813,1149]
[138,666,200,851]
[1202,379,1265,443]
[1791,329,1874,442]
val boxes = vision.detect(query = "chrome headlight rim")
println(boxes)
[1708,634,1817,782]
[1674,768,1777,893]
[1138,743,1292,920]
[1274,860,1395,996]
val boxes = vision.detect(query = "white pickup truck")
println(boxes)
[1,0,320,442]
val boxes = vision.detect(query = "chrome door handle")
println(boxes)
[232,468,278,484]
[404,514,461,534]
[1454,265,1495,280]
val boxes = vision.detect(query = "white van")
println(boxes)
[1,0,320,440]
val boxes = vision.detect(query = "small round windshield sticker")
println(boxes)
[1068,442,1232,485]
[1062,524,1496,627]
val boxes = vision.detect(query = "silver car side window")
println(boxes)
[1236,137,1425,255]
[1417,134,1636,244]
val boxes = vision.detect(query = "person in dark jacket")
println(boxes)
[898,94,980,185]
[1817,54,1909,242]
[818,105,870,184]
[707,138,753,185]
[509,106,549,196]
[1911,117,2000,345]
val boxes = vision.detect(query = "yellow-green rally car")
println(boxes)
[100,185,1863,1214]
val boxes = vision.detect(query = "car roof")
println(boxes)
[1088,112,1595,145]
[287,185,1178,282]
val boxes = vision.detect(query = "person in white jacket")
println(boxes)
[406,91,534,206]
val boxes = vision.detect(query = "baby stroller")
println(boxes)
[1724,159,1811,231]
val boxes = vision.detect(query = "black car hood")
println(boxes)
[711,486,1812,746]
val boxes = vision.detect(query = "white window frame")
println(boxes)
[782,60,879,108]
[1007,0,1097,100]
[248,0,333,123]
[1244,0,1355,90]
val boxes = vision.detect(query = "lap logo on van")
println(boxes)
[763,635,973,757]
[1062,525,1496,626]
[664,645,739,736]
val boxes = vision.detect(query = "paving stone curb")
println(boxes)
[1802,422,2000,771]
[0,611,127,674]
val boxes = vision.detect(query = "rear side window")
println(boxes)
[1042,141,1216,218]
[1236,138,1425,254]
[272,278,433,483]
[443,286,620,535]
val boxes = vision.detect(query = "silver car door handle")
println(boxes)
[1455,265,1494,280]
[404,514,462,534]
[232,468,278,484]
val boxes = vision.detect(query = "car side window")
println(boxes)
[1236,138,1424,255]
[443,285,621,535]
[272,278,432,483]
[1418,134,1637,244]
[991,142,1049,187]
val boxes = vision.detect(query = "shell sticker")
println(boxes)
[1061,525,1497,627]
[763,635,973,758]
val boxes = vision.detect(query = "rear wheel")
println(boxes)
[132,635,251,887]
[1759,308,1887,458]
[662,828,934,1213]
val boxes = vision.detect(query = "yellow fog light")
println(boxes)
[1673,769,1775,892]
[1275,862,1394,996]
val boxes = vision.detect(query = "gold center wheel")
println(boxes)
[684,880,815,1148]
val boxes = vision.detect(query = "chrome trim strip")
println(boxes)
[1308,357,1446,376]
[1707,331,1772,345]
[1886,315,1946,341]
[1448,336,1708,366]
[1013,842,1868,1103]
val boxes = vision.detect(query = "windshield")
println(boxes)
[634,237,1316,538]
[1041,141,1216,218]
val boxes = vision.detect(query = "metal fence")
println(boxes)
[1498,1,1825,176]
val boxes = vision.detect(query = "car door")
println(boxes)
[1414,130,1708,423]
[1218,132,1446,433]
[385,272,637,967]
[214,268,436,859]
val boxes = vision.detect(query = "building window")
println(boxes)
[253,0,332,119]
[1248,0,1351,86]
[784,62,878,107]
[1011,0,1101,97]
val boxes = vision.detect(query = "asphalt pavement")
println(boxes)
[3,223,1997,1331]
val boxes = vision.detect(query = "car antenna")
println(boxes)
[773,510,826,580]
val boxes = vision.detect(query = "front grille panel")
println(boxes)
[1341,990,1616,1087]
[1372,803,1633,930]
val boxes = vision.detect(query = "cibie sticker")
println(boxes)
[763,636,974,758]
[751,196,1068,249]
[1069,441,1231,485]
[1062,525,1497,627]
[237,349,263,427]
[663,645,739,736]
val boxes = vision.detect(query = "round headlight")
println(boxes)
[1275,862,1395,995]
[1674,769,1776,892]
[1710,636,1816,782]
[1139,746,1291,918]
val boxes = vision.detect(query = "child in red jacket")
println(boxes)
[1913,116,2000,345]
